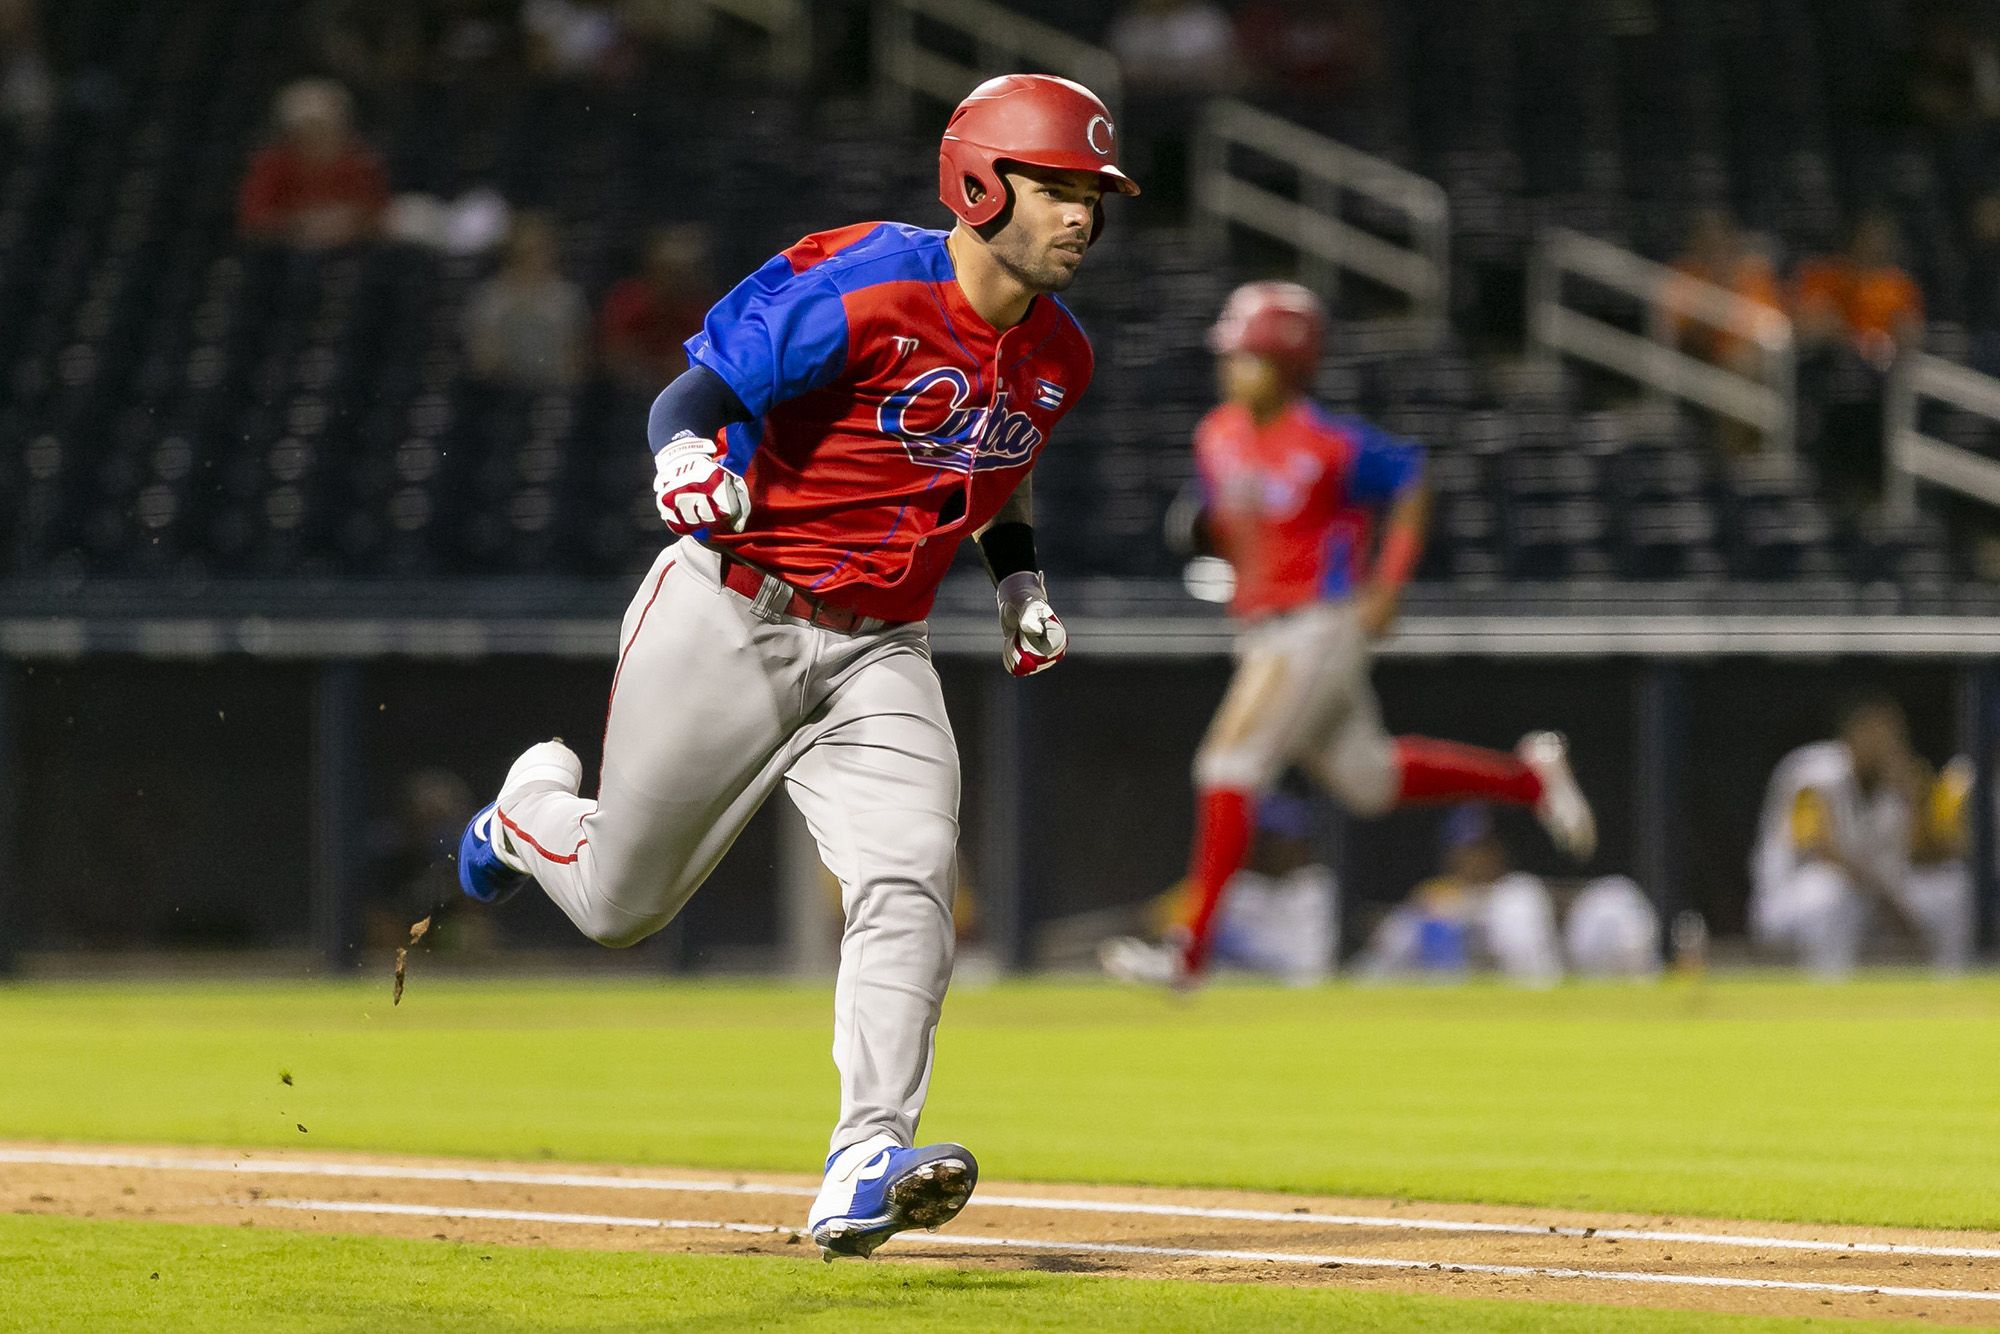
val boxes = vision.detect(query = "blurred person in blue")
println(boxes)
[1140,791,1339,985]
[1354,804,1562,986]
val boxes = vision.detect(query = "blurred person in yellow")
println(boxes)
[1903,753,1977,973]
[1750,694,1969,976]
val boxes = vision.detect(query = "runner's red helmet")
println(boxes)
[939,74,1140,244]
[1208,281,1327,386]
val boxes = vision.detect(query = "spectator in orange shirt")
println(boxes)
[598,224,717,392]
[1662,209,1785,377]
[1793,210,1924,369]
[238,79,390,252]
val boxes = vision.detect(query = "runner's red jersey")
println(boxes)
[684,221,1094,622]
[1193,399,1423,620]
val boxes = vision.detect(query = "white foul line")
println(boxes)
[6,1147,1999,1261]
[258,1198,2000,1306]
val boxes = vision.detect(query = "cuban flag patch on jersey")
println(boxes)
[1033,378,1065,410]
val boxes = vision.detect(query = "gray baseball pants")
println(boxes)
[1193,600,1398,811]
[498,540,961,1155]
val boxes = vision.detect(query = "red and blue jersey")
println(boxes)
[1193,399,1423,620]
[683,221,1093,622]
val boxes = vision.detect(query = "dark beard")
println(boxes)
[992,237,1077,293]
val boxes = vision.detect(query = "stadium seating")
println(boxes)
[0,0,1986,608]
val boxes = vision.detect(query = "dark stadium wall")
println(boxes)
[1,655,1971,967]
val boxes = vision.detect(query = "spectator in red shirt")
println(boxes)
[598,224,717,391]
[237,79,390,251]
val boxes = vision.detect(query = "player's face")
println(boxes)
[989,168,1101,293]
[1219,351,1287,410]
[1843,705,1909,784]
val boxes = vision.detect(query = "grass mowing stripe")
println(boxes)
[259,1197,2000,1307]
[9,1212,1905,1333]
[3,978,1997,1229]
[12,1147,1999,1260]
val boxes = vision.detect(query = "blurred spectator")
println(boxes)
[463,213,589,388]
[1562,876,1661,978]
[1355,805,1562,986]
[1792,211,1923,501]
[1749,694,1969,977]
[309,0,425,91]
[599,224,717,392]
[1793,210,1924,370]
[312,0,524,91]
[237,79,390,251]
[1107,0,1241,92]
[523,0,632,81]
[1174,792,1338,985]
[1234,0,1382,109]
[0,0,53,141]
[1661,209,1785,377]
[1904,4,2000,130]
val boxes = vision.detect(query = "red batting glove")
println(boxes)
[654,434,750,535]
[997,571,1067,677]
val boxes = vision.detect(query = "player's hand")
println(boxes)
[653,434,750,535]
[1356,581,1401,639]
[996,571,1067,677]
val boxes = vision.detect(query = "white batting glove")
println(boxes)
[996,570,1067,677]
[653,434,750,535]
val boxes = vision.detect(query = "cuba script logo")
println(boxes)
[878,366,1044,472]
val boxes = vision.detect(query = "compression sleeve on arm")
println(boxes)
[977,522,1041,583]
[647,364,753,455]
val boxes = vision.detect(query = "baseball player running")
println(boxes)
[1102,281,1595,989]
[453,75,1136,1257]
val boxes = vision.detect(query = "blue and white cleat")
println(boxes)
[806,1134,979,1260]
[455,740,583,905]
[456,802,529,904]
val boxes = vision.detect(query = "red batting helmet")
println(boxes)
[1207,281,1328,386]
[938,74,1140,244]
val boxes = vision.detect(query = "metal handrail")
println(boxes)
[1887,352,2000,515]
[690,0,811,81]
[1528,228,1797,452]
[873,0,1123,118]
[1191,99,1450,347]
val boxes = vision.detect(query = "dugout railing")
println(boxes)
[1,602,1995,978]
[1190,99,1452,350]
[872,0,1123,120]
[1528,227,1799,454]
[1887,353,2000,517]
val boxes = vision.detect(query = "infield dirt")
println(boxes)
[4,1141,1995,1326]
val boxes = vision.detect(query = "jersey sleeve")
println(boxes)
[683,253,850,419]
[1345,418,1425,504]
[1790,788,1830,850]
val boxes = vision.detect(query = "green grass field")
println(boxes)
[3,975,1997,1330]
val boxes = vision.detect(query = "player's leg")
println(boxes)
[779,633,976,1256]
[1784,862,1867,978]
[1302,630,1594,857]
[1898,863,1976,972]
[1168,610,1353,978]
[480,544,797,946]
